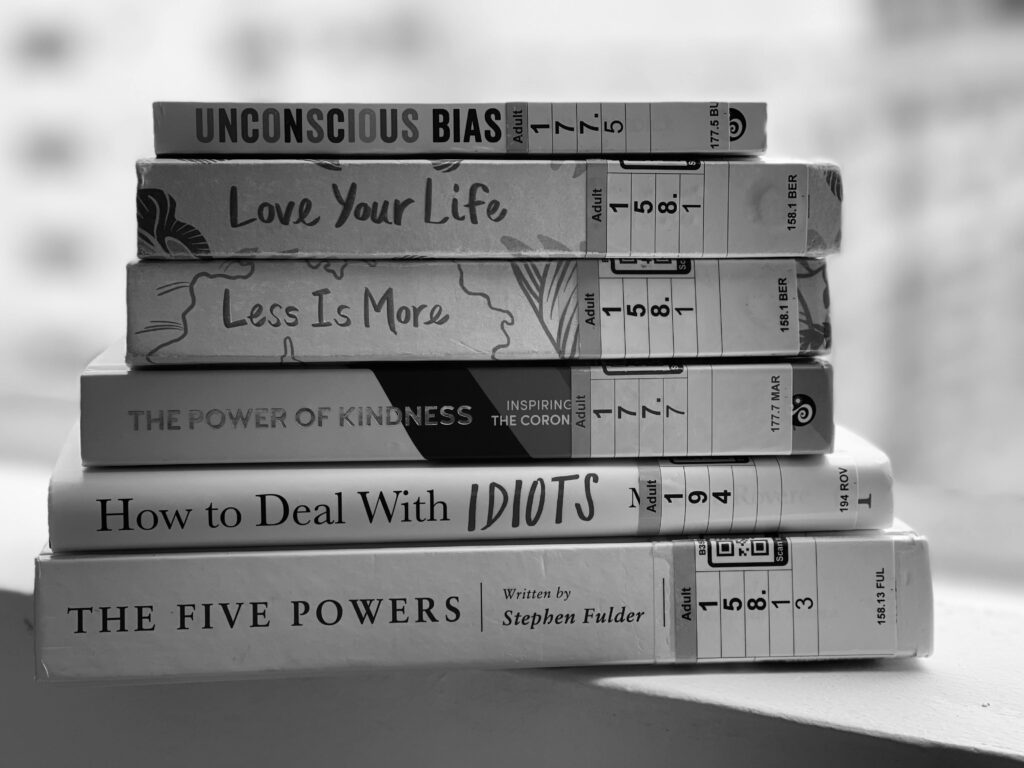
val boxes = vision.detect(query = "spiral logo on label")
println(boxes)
[728,108,747,141]
[792,394,816,426]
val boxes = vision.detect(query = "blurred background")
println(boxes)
[1,0,1023,525]
[2,7,1022,760]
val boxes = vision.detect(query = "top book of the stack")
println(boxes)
[153,102,767,157]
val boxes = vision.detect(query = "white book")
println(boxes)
[35,527,932,683]
[50,426,892,552]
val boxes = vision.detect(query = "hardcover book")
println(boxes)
[80,349,834,466]
[34,528,933,682]
[154,101,767,156]
[136,158,842,260]
[50,426,889,552]
[127,257,830,365]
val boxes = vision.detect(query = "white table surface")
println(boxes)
[2,463,1021,766]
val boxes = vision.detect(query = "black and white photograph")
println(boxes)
[1,1,1022,765]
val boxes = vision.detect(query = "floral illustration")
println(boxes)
[797,260,831,352]
[549,161,587,179]
[137,188,211,258]
[431,160,462,173]
[824,168,843,202]
[501,235,580,358]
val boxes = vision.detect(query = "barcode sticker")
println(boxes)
[570,363,800,459]
[668,533,902,663]
[577,258,803,360]
[689,536,807,660]
[586,367,690,458]
[606,162,707,258]
[587,259,721,359]
[654,456,804,537]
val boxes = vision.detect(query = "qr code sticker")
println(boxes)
[707,537,789,568]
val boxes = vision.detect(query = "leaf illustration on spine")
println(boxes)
[806,229,827,254]
[824,168,843,201]
[550,161,587,179]
[137,188,211,258]
[313,160,346,172]
[502,235,579,358]
[136,320,185,335]
[797,260,831,352]
[797,259,827,280]
[431,160,462,173]
[797,259,830,309]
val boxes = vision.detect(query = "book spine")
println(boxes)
[136,159,841,260]
[80,361,834,466]
[127,258,830,365]
[34,531,933,682]
[49,446,892,552]
[153,102,767,157]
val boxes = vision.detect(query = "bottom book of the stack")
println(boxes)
[35,527,933,682]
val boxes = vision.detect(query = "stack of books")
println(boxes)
[35,102,932,682]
